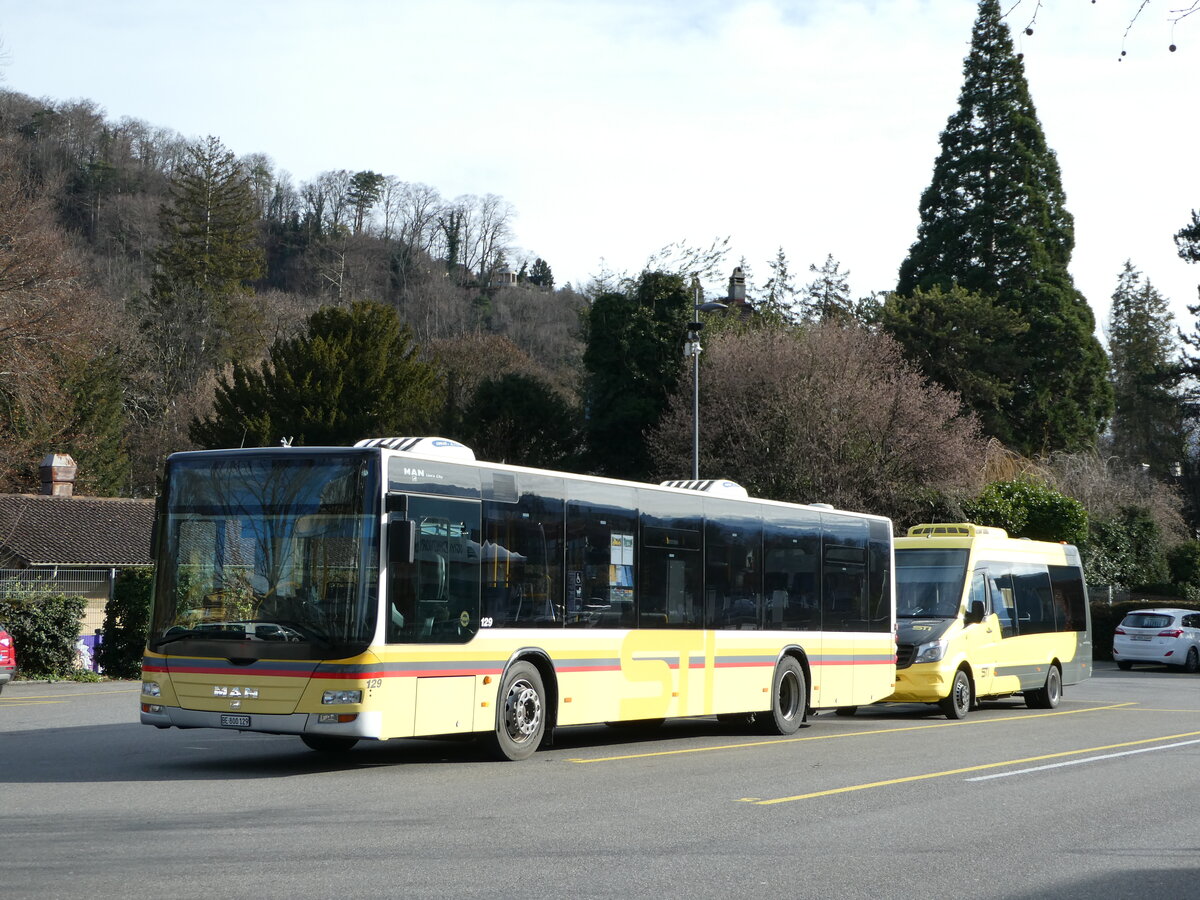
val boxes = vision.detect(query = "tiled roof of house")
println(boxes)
[0,494,155,567]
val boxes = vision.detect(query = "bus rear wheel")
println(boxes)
[1025,665,1062,709]
[938,669,972,719]
[301,734,359,753]
[486,661,546,761]
[760,657,806,735]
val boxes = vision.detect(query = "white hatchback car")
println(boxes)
[1112,608,1200,673]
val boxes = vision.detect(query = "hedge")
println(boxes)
[0,592,87,677]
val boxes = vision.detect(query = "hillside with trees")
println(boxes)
[3,0,1200,602]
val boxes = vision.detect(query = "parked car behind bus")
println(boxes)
[1112,608,1200,672]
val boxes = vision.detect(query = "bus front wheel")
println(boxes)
[487,661,546,761]
[938,669,972,719]
[760,657,806,735]
[1025,665,1062,710]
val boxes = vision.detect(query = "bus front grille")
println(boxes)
[895,644,915,670]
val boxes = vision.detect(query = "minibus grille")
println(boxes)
[895,644,915,670]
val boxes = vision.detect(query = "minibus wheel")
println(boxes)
[487,661,546,761]
[1025,664,1061,710]
[938,669,972,719]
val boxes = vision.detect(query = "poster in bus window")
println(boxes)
[610,532,634,604]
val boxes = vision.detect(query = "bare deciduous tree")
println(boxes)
[648,322,988,525]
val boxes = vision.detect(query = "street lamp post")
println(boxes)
[685,280,727,480]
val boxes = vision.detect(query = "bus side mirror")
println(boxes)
[965,600,986,625]
[390,518,415,565]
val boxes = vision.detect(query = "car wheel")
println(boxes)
[1185,647,1200,674]
[1117,661,1133,671]
[938,669,971,719]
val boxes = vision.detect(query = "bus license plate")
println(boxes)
[221,714,251,727]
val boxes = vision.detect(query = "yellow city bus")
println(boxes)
[878,523,1091,719]
[140,437,896,759]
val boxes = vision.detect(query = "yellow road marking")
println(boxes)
[0,688,140,701]
[749,729,1200,804]
[568,702,1136,763]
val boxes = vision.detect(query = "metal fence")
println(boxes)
[0,567,115,633]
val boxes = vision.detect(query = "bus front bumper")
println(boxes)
[140,704,383,739]
[887,665,952,703]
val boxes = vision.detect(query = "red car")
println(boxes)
[0,625,16,694]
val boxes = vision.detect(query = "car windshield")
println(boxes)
[1122,614,1174,629]
[148,452,380,656]
[895,548,969,618]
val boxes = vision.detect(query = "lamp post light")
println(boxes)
[685,280,727,480]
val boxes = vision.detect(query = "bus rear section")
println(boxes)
[885,523,1091,719]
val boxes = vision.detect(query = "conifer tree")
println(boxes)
[583,271,691,480]
[1107,261,1184,475]
[894,0,1111,454]
[144,135,264,397]
[189,301,440,449]
[761,247,799,324]
[800,254,853,324]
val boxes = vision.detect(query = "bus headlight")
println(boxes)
[142,681,161,697]
[322,690,362,705]
[914,639,948,664]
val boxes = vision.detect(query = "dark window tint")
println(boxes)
[565,482,637,628]
[638,489,703,628]
[867,520,892,632]
[1010,564,1055,635]
[1121,613,1174,630]
[481,474,565,628]
[387,458,481,498]
[1048,565,1087,632]
[386,495,481,644]
[822,515,870,632]
[704,500,763,630]
[763,507,822,630]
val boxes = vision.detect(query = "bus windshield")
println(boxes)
[895,548,968,618]
[148,453,379,656]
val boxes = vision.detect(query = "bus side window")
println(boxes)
[988,567,1016,638]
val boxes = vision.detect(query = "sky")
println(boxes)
[2,0,1198,339]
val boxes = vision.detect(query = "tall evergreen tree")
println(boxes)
[189,301,440,449]
[800,254,853,324]
[761,247,799,324]
[894,0,1111,454]
[583,271,692,480]
[528,257,554,289]
[143,135,264,397]
[1107,261,1184,475]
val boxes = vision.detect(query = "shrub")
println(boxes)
[1081,507,1170,590]
[1167,541,1200,591]
[963,478,1088,544]
[0,592,87,677]
[97,567,154,679]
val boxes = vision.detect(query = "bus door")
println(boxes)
[386,495,482,736]
[961,568,997,698]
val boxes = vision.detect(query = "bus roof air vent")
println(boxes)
[659,479,749,500]
[906,523,1009,539]
[354,437,476,461]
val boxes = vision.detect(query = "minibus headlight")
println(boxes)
[914,639,948,664]
[322,690,362,705]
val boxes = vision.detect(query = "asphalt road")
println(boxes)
[3,662,1199,900]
